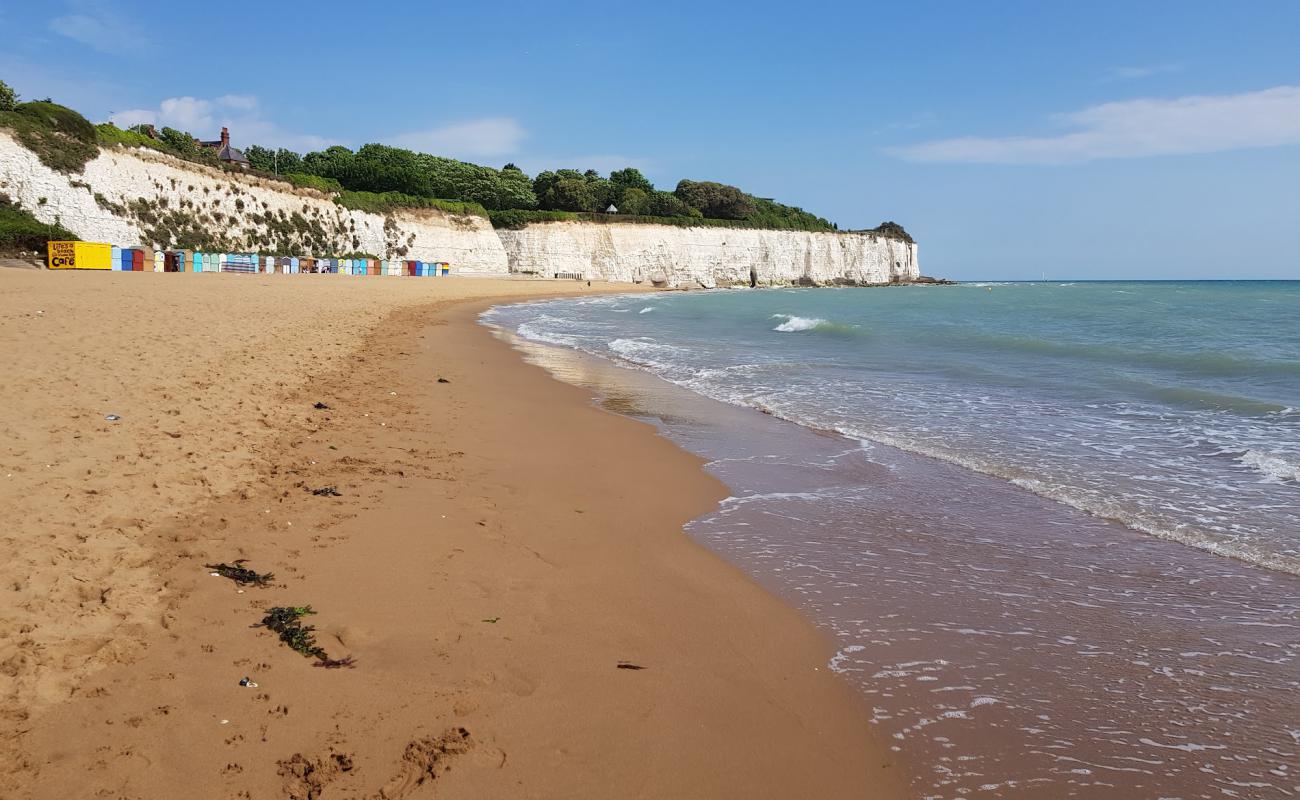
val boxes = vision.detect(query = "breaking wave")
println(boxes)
[1237,449,1300,483]
[771,314,860,335]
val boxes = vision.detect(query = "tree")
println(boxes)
[610,167,654,193]
[542,177,598,212]
[618,187,649,215]
[273,148,303,174]
[244,144,275,172]
[159,126,194,153]
[0,79,16,113]
[495,164,538,209]
[674,179,755,219]
[646,190,696,218]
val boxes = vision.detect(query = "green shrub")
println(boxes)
[867,220,913,243]
[95,122,167,152]
[0,194,78,254]
[284,172,343,193]
[0,101,98,173]
[335,190,487,218]
[489,209,579,229]
[489,208,833,232]
[0,79,16,113]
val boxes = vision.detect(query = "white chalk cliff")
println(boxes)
[0,132,509,272]
[1,132,918,285]
[497,222,918,287]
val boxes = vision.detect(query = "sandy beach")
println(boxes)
[0,269,901,799]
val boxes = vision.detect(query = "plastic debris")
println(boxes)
[616,662,646,671]
[105,414,121,421]
[437,378,451,384]
[313,402,330,410]
[239,677,258,688]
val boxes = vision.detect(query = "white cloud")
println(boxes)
[109,95,333,152]
[892,85,1300,164]
[49,0,149,54]
[389,118,526,158]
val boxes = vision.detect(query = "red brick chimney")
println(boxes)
[220,126,230,148]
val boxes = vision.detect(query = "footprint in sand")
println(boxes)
[376,728,473,800]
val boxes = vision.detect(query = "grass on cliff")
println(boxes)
[0,194,77,256]
[0,101,98,174]
[490,208,835,232]
[94,122,168,154]
[336,190,487,218]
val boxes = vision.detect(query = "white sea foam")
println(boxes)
[771,314,828,332]
[1236,449,1300,482]
[828,644,867,673]
[639,306,656,314]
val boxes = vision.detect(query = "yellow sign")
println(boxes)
[47,241,112,270]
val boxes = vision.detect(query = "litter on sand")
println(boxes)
[239,677,258,688]
[313,402,330,409]
[310,486,342,497]
[437,377,451,384]
[104,414,120,421]
[616,662,647,670]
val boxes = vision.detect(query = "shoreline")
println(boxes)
[491,289,1300,798]
[2,271,901,798]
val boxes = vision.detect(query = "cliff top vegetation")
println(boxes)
[0,78,913,240]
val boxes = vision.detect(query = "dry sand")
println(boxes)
[0,269,902,798]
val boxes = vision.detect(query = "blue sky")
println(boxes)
[2,0,1297,279]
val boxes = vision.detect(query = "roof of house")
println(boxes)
[217,143,250,165]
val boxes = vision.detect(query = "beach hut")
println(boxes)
[161,250,187,272]
[153,251,164,272]
[110,246,121,270]
[47,241,112,270]
[131,249,145,271]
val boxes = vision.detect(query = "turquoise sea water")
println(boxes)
[490,281,1300,574]
[486,282,1300,797]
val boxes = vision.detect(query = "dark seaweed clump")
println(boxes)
[259,605,355,668]
[206,560,275,587]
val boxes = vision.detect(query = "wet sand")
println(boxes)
[0,270,902,799]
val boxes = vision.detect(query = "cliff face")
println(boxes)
[1,132,919,284]
[0,132,508,272]
[496,222,919,287]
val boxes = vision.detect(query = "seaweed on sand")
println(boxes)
[206,559,275,587]
[258,605,356,669]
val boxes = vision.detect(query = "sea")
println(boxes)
[483,281,1300,799]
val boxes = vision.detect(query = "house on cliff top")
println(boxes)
[198,127,250,169]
